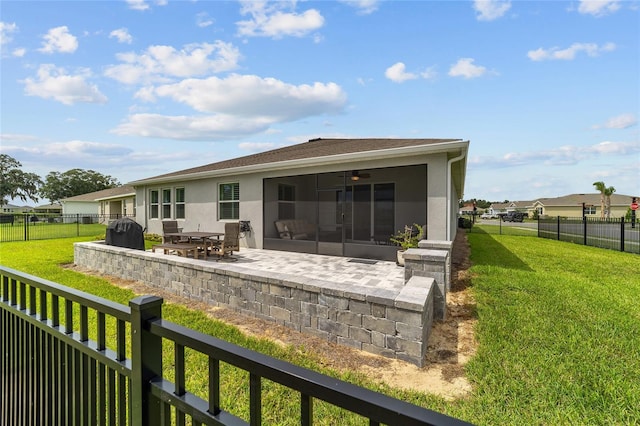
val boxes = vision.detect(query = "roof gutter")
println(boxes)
[446,149,467,241]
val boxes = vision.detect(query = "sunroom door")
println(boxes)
[316,172,344,256]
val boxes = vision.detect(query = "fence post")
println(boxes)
[620,217,625,252]
[130,295,164,426]
[583,216,587,246]
[23,213,28,241]
[76,214,80,236]
[557,216,560,240]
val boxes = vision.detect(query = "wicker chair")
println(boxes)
[162,220,186,243]
[212,222,240,261]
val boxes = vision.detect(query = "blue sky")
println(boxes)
[1,0,638,205]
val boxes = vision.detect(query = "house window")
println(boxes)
[162,189,172,219]
[175,188,185,219]
[584,206,596,215]
[278,184,295,219]
[219,182,239,220]
[150,190,159,219]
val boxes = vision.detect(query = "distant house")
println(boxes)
[458,202,476,215]
[532,193,636,218]
[34,203,62,215]
[130,138,470,261]
[60,186,136,222]
[489,193,636,219]
[0,203,32,215]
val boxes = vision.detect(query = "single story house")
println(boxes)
[0,203,32,215]
[60,186,136,223]
[489,201,533,216]
[34,203,62,215]
[130,138,469,261]
[532,193,637,218]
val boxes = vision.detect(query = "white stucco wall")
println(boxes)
[61,201,99,216]
[135,149,462,248]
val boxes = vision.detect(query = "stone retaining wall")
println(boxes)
[74,242,446,367]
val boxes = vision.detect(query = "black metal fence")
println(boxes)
[538,216,639,254]
[468,216,639,254]
[0,266,471,426]
[0,213,133,242]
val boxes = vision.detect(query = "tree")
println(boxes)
[593,181,606,219]
[40,169,120,202]
[593,181,616,219]
[604,185,616,219]
[0,154,42,205]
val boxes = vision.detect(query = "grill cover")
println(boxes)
[105,217,145,250]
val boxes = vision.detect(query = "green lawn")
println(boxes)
[1,234,638,425]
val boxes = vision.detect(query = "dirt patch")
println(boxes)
[66,231,477,400]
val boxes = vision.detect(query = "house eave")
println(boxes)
[130,140,469,186]
[94,192,136,202]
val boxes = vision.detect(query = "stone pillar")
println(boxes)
[418,240,453,291]
[403,248,448,321]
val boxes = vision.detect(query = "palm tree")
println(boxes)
[604,186,616,219]
[593,181,606,219]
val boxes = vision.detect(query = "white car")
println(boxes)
[480,212,499,219]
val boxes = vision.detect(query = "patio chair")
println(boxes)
[162,220,186,243]
[212,222,240,261]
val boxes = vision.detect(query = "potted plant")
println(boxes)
[390,223,424,266]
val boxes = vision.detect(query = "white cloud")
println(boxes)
[237,1,324,38]
[111,113,273,141]
[385,62,417,83]
[113,74,347,140]
[469,140,640,169]
[473,0,511,21]
[22,64,108,105]
[0,22,18,45]
[528,42,616,61]
[48,140,133,157]
[527,43,616,61]
[593,113,638,129]
[152,74,347,120]
[577,0,621,16]
[109,28,133,44]
[196,12,214,28]
[421,66,438,80]
[339,0,381,15]
[448,58,487,79]
[126,0,149,11]
[38,26,78,54]
[385,63,437,83]
[12,47,26,57]
[104,41,241,85]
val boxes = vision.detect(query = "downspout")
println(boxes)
[446,150,467,241]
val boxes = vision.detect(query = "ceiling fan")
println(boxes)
[350,170,370,181]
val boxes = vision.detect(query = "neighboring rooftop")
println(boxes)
[61,185,136,202]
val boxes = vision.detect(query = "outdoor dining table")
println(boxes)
[164,231,224,256]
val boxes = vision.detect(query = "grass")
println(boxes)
[1,233,638,424]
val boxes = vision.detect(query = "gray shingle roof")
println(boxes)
[61,185,136,202]
[133,138,463,182]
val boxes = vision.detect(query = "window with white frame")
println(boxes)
[175,188,185,219]
[584,206,596,215]
[150,190,159,219]
[219,182,239,220]
[162,189,172,219]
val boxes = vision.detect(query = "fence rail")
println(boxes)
[0,213,133,242]
[0,266,471,426]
